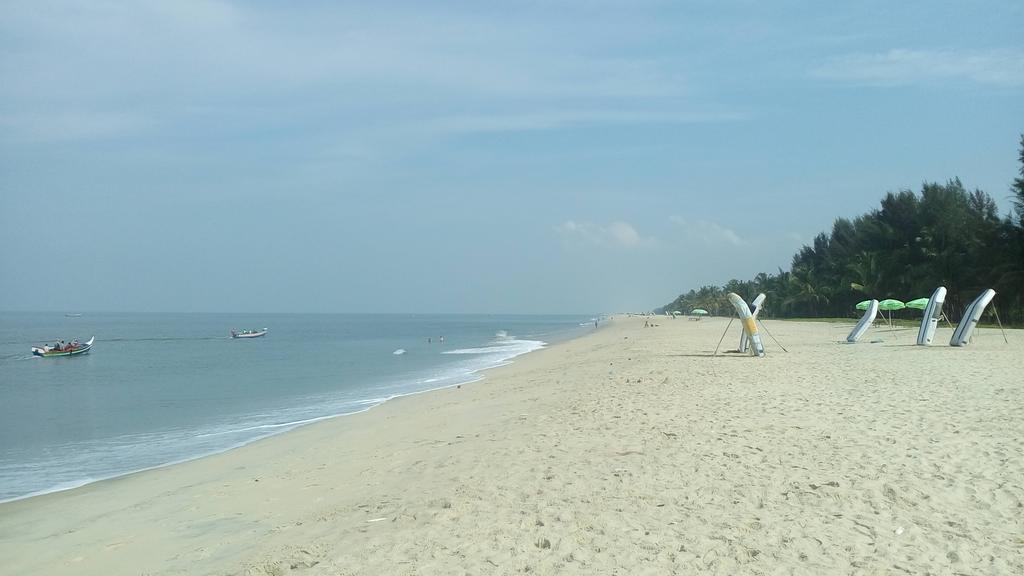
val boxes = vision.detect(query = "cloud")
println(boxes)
[811,48,1024,87]
[555,220,656,249]
[669,216,744,247]
[0,110,149,143]
[0,1,741,146]
[426,109,745,135]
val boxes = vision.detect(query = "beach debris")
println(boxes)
[535,537,551,549]
[895,526,904,536]
[367,517,388,523]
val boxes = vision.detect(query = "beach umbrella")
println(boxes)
[877,299,906,330]
[905,298,929,310]
[855,300,872,311]
[690,308,709,315]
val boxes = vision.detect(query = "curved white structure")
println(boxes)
[847,299,879,343]
[916,286,946,346]
[738,293,766,353]
[951,289,996,347]
[727,292,765,357]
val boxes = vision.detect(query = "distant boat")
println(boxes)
[32,337,95,357]
[231,328,268,339]
[65,313,82,318]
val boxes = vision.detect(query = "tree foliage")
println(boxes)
[657,136,1024,324]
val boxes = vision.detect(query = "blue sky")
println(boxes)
[1,0,1022,313]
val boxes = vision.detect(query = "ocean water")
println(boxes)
[0,312,595,502]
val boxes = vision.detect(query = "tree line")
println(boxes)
[657,136,1024,325]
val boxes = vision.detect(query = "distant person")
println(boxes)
[440,336,445,344]
[428,337,432,343]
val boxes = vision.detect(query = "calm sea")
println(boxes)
[0,312,596,502]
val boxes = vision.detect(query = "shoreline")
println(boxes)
[0,321,595,505]
[2,315,1020,574]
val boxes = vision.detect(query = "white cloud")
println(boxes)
[426,109,744,135]
[607,221,642,247]
[0,1,740,145]
[811,48,1024,87]
[669,216,744,247]
[555,220,656,249]
[0,110,149,143]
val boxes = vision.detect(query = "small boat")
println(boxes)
[32,337,95,357]
[65,313,82,318]
[231,328,268,339]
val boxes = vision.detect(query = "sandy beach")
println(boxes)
[1,316,1021,575]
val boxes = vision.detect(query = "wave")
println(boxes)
[0,326,559,503]
[443,344,523,355]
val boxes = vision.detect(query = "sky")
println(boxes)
[1,0,1022,314]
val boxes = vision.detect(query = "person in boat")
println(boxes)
[57,340,65,351]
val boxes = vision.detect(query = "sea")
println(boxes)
[0,312,597,502]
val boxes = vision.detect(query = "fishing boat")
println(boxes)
[32,337,95,357]
[231,328,268,339]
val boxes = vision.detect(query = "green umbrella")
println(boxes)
[878,299,906,311]
[691,308,709,315]
[855,300,872,311]
[877,299,906,331]
[905,298,929,310]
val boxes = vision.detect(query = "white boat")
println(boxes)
[847,300,879,343]
[737,293,766,353]
[231,328,268,339]
[727,292,765,357]
[32,337,95,357]
[950,289,995,347]
[916,287,946,346]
